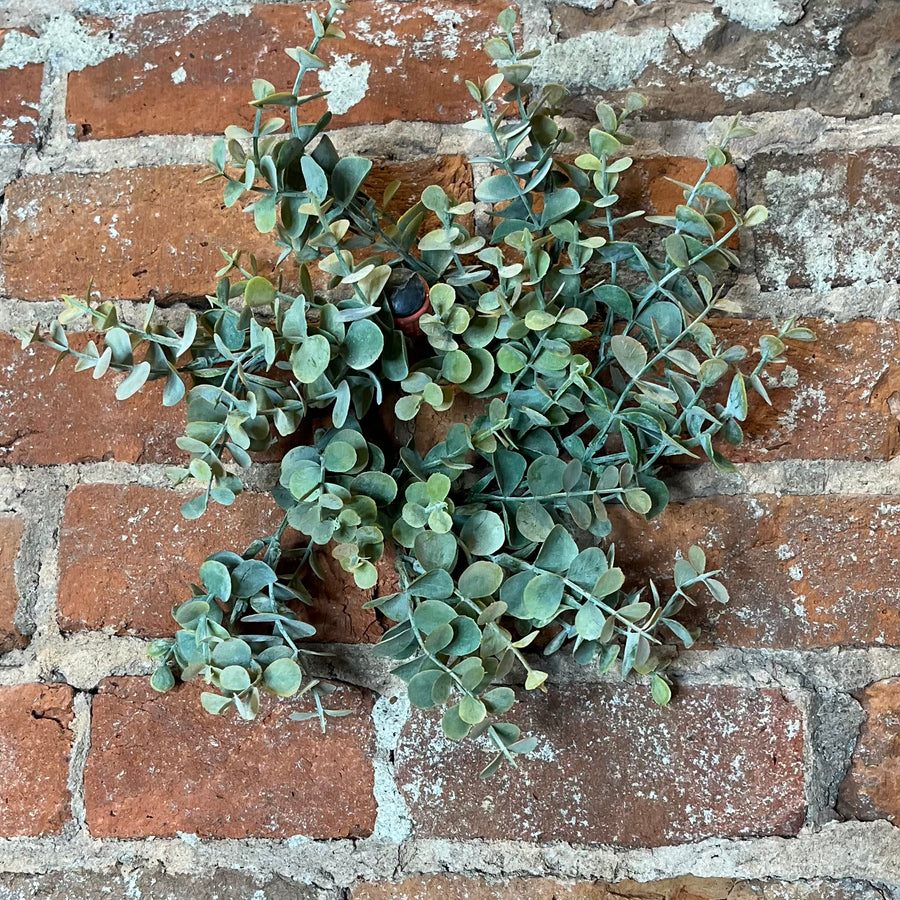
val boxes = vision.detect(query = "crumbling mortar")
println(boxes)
[65,690,92,836]
[0,823,900,887]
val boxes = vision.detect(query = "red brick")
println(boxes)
[84,677,375,838]
[749,150,900,291]
[367,156,473,231]
[0,334,184,465]
[0,684,74,836]
[2,156,473,302]
[352,877,860,900]
[57,484,383,643]
[0,35,42,144]
[395,684,806,846]
[716,318,900,463]
[2,167,274,302]
[0,515,25,652]
[611,494,900,650]
[622,157,738,223]
[66,3,505,139]
[838,679,900,823]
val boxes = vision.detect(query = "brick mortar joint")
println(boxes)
[7,108,900,183]
[0,822,899,885]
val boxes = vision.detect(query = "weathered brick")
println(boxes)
[0,334,184,465]
[0,684,74,837]
[67,3,505,139]
[611,494,900,650]
[352,877,873,900]
[546,1,898,120]
[0,870,325,900]
[2,166,273,302]
[3,156,472,302]
[57,484,382,643]
[620,157,738,223]
[84,677,376,838]
[748,150,900,291]
[418,316,889,464]
[838,679,900,823]
[0,35,42,144]
[0,515,25,652]
[716,318,900,463]
[367,156,473,230]
[395,684,805,846]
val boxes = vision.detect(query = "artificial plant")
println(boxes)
[22,2,811,775]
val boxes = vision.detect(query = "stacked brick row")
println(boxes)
[0,0,899,896]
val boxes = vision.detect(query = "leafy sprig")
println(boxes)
[21,2,812,776]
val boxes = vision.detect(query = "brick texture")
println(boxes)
[749,150,900,291]
[396,684,806,846]
[57,484,383,643]
[549,1,899,121]
[2,156,472,302]
[838,679,900,823]
[351,877,873,900]
[621,157,738,223]
[612,494,900,650]
[0,515,25,652]
[0,35,42,144]
[66,3,505,139]
[2,167,274,302]
[0,334,184,465]
[718,318,900,463]
[84,677,376,838]
[0,684,74,837]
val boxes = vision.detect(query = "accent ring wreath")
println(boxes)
[22,2,811,777]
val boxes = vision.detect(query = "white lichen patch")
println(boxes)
[716,0,805,31]
[531,26,670,91]
[317,55,370,116]
[671,11,718,54]
[0,14,132,72]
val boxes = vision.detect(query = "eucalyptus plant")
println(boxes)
[22,2,811,775]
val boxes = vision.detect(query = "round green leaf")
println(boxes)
[263,657,303,696]
[442,349,473,384]
[523,573,564,620]
[414,531,459,572]
[343,319,384,370]
[322,440,358,473]
[425,622,454,653]
[428,508,454,533]
[459,510,505,556]
[219,665,252,693]
[408,669,443,709]
[292,334,331,383]
[441,704,472,741]
[413,599,457,633]
[445,616,483,656]
[516,501,554,543]
[459,695,487,725]
[574,604,606,641]
[212,638,253,668]
[353,561,378,589]
[244,275,277,308]
[458,560,504,599]
[200,692,233,715]
[199,559,232,602]
[150,665,175,692]
[351,471,398,505]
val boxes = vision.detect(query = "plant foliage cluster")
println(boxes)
[23,2,811,774]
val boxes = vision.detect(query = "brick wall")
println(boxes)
[0,0,899,897]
